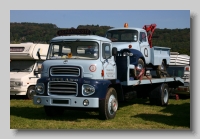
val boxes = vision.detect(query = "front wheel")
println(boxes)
[133,58,145,79]
[156,60,167,78]
[99,87,118,120]
[26,86,36,100]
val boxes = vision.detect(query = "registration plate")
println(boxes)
[52,99,69,104]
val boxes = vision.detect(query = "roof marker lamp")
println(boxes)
[124,23,128,28]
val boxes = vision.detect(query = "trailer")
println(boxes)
[33,29,184,120]
[10,42,49,99]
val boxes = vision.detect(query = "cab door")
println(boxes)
[101,42,116,80]
[139,31,151,64]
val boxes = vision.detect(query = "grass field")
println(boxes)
[10,96,190,130]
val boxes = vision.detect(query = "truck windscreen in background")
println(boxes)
[106,29,138,42]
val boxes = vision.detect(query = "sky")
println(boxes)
[10,10,190,29]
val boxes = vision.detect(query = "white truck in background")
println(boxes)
[10,42,49,99]
[167,52,190,97]
[105,23,171,79]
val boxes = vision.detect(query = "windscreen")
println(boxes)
[47,41,99,60]
[106,29,138,42]
[10,60,35,72]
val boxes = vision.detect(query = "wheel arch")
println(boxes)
[162,59,167,65]
[27,85,35,92]
[108,83,124,101]
[122,48,146,65]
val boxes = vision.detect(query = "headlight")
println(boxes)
[14,81,23,87]
[82,84,95,96]
[35,83,44,94]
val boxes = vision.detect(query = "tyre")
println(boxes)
[26,86,36,100]
[44,106,65,117]
[156,60,167,78]
[149,83,169,106]
[157,83,169,106]
[133,58,145,79]
[99,87,118,120]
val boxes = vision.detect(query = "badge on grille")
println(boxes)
[63,60,68,64]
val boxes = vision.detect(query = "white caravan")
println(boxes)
[10,43,49,99]
[167,52,190,96]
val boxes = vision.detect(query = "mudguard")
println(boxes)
[119,48,145,65]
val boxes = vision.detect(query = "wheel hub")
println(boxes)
[137,64,143,71]
[163,89,168,103]
[30,89,35,95]
[111,99,118,112]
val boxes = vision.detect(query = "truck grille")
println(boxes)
[48,81,78,95]
[50,67,80,76]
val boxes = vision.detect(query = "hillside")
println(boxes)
[10,22,190,55]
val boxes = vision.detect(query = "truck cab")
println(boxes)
[105,23,171,79]
[33,29,120,119]
[10,43,49,99]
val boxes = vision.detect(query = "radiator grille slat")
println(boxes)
[48,81,77,95]
[50,67,80,76]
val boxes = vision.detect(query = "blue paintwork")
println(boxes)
[119,48,145,65]
[36,77,120,99]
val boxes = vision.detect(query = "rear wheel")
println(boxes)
[149,83,169,106]
[99,87,118,120]
[156,60,167,78]
[158,83,169,106]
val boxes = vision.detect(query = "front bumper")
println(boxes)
[33,95,99,108]
[10,86,27,95]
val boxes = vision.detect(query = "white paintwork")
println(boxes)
[169,52,190,95]
[170,52,190,65]
[10,43,49,96]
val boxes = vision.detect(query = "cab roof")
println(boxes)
[107,27,146,32]
[51,35,111,42]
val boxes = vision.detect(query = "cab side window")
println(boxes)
[140,32,147,42]
[102,43,111,59]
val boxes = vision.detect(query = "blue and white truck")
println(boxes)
[105,23,171,79]
[33,28,184,120]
